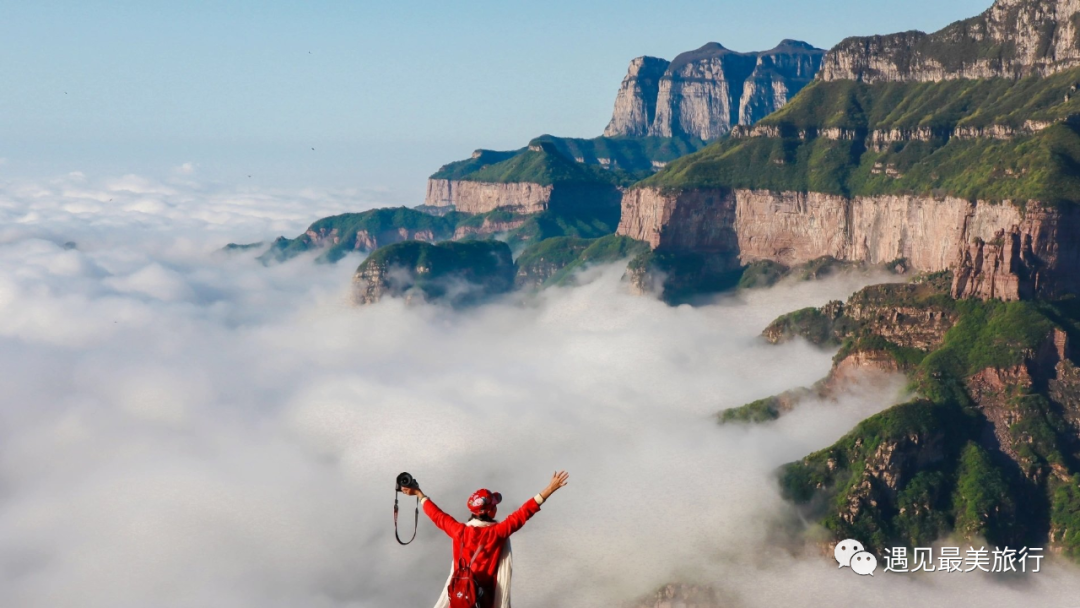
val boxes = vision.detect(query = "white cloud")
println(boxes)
[0,172,1076,608]
[175,162,198,176]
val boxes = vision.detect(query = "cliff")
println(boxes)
[514,234,649,289]
[618,188,1080,298]
[258,207,467,265]
[352,240,515,306]
[603,57,671,137]
[739,40,824,126]
[821,0,1080,83]
[743,280,1080,557]
[423,145,626,217]
[425,179,555,214]
[623,0,1080,300]
[605,41,825,141]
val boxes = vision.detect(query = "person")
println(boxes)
[402,471,569,608]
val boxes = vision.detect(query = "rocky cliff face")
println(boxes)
[604,41,825,140]
[821,0,1080,82]
[603,56,670,137]
[352,241,515,307]
[650,43,757,140]
[766,280,1080,556]
[738,40,825,126]
[618,187,1080,299]
[425,179,554,214]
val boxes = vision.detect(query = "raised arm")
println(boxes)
[404,485,464,538]
[493,470,569,539]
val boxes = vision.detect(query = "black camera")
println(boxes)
[396,472,419,492]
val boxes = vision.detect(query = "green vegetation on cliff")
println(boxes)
[505,205,621,246]
[354,240,515,307]
[460,146,636,187]
[627,250,745,305]
[430,149,523,180]
[530,134,706,173]
[767,72,1080,132]
[776,287,1080,556]
[515,235,650,288]
[432,135,705,183]
[642,69,1080,205]
[916,301,1055,401]
[259,207,468,264]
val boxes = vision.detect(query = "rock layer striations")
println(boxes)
[621,0,1080,301]
[821,0,1080,82]
[605,41,825,141]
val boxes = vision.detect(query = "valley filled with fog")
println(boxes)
[2,172,1079,607]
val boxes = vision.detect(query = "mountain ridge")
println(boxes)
[605,40,826,140]
[822,0,1080,82]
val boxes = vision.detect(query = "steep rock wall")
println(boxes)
[603,56,670,137]
[650,44,756,140]
[618,187,1080,297]
[738,41,825,126]
[303,226,439,253]
[424,179,554,214]
[604,41,824,140]
[821,0,1080,83]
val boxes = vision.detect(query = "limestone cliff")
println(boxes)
[425,179,554,214]
[738,40,825,126]
[604,41,824,140]
[821,0,1080,82]
[603,57,670,137]
[755,281,1080,556]
[618,188,1080,299]
[423,144,627,219]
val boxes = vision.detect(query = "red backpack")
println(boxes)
[447,540,484,608]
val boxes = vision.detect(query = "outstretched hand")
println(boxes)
[540,470,569,501]
[401,485,425,500]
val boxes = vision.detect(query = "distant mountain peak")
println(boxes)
[605,40,826,140]
[771,39,821,52]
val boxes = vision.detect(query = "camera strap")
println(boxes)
[394,491,419,545]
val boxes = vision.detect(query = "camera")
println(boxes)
[396,472,419,492]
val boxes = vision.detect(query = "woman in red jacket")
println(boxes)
[402,471,569,608]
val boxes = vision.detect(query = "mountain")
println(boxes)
[618,0,1080,302]
[423,137,703,217]
[674,0,1080,558]
[603,57,670,137]
[725,278,1080,558]
[604,41,826,140]
[822,0,1080,82]
[256,207,468,264]
[425,141,627,214]
[423,39,818,223]
[352,240,516,306]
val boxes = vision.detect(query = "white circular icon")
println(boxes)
[851,551,878,576]
[834,539,865,569]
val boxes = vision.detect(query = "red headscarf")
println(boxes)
[467,489,502,517]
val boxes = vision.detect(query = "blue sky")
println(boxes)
[2,0,991,202]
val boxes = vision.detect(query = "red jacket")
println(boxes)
[422,496,542,600]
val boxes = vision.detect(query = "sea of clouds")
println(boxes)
[1,170,1079,608]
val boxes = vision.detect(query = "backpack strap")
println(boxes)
[457,531,484,570]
